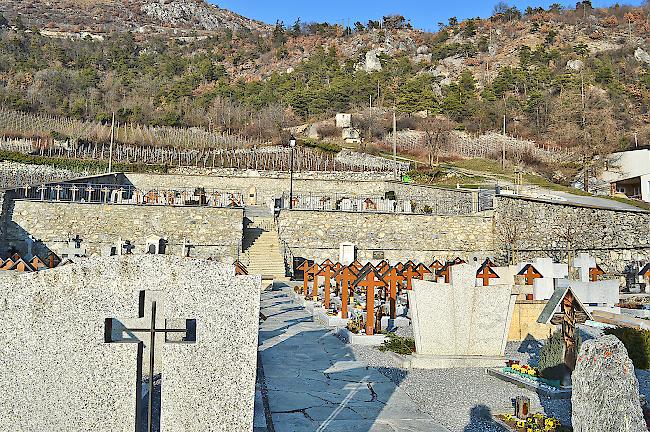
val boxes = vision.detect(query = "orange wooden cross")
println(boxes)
[12,259,33,272]
[317,265,337,309]
[518,264,542,285]
[335,266,358,319]
[453,257,466,264]
[402,265,420,290]
[30,256,47,271]
[356,270,387,336]
[233,260,248,276]
[307,264,321,300]
[429,260,444,272]
[350,260,363,272]
[321,259,334,267]
[476,265,499,286]
[376,260,390,273]
[297,260,313,296]
[394,262,405,272]
[589,265,605,282]
[11,253,21,262]
[415,263,431,280]
[1,258,15,270]
[404,260,416,268]
[47,252,60,269]
[382,267,405,320]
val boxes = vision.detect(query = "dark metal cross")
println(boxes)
[123,240,136,255]
[105,291,196,432]
[72,234,83,248]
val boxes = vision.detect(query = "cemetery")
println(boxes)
[1,169,650,431]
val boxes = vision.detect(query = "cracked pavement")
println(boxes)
[255,283,448,432]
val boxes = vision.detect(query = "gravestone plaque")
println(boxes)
[0,255,261,431]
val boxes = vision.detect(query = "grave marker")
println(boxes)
[354,269,387,336]
[402,265,420,289]
[589,265,605,282]
[335,266,358,319]
[105,291,196,432]
[415,263,431,280]
[517,264,542,286]
[382,267,404,320]
[316,264,336,309]
[297,260,313,296]
[307,264,321,300]
[476,262,499,287]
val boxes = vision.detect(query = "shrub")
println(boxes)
[538,329,581,380]
[604,327,650,370]
[300,139,341,154]
[378,333,415,355]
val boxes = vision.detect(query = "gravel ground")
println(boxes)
[347,324,642,432]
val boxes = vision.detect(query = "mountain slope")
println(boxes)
[0,0,269,33]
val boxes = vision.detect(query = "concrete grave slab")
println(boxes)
[0,255,261,432]
[408,264,517,368]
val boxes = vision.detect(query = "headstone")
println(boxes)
[0,255,261,431]
[573,253,596,283]
[408,264,517,368]
[572,335,646,432]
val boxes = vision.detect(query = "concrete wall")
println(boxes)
[2,200,243,262]
[277,209,494,264]
[494,195,650,274]
[507,300,555,341]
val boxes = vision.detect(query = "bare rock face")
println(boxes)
[635,47,650,65]
[566,59,584,71]
[571,335,646,432]
[363,49,383,72]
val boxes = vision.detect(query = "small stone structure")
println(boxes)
[572,335,646,432]
[0,255,261,431]
[406,264,517,368]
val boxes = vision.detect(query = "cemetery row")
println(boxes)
[284,255,649,430]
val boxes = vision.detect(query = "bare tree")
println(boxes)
[421,117,452,167]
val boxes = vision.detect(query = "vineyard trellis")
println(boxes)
[0,138,408,173]
[0,108,257,149]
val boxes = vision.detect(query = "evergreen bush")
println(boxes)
[538,329,581,380]
[604,327,650,370]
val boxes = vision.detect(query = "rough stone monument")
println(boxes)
[407,263,517,368]
[572,335,646,432]
[0,255,261,432]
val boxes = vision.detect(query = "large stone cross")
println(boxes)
[105,291,196,432]
[573,253,597,282]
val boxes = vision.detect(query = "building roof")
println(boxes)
[537,286,593,325]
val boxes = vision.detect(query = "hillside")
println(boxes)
[1,0,650,187]
[0,0,269,33]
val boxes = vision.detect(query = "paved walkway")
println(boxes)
[255,283,447,432]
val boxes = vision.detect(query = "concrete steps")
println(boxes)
[242,215,286,278]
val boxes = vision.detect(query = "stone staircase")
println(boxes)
[241,207,286,279]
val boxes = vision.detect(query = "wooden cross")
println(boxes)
[104,291,196,432]
[12,259,33,272]
[402,265,419,290]
[376,260,390,273]
[47,252,60,269]
[321,259,334,267]
[1,258,14,270]
[30,256,47,271]
[518,264,542,285]
[317,264,336,309]
[476,265,499,286]
[297,260,313,296]
[356,270,387,336]
[589,265,605,282]
[453,257,466,264]
[415,263,431,280]
[234,260,248,276]
[394,262,405,272]
[146,190,158,204]
[349,260,363,272]
[429,260,444,273]
[307,264,321,300]
[382,267,404,320]
[335,266,357,319]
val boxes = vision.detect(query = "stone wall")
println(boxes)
[494,195,650,274]
[125,172,478,213]
[277,209,494,264]
[3,200,243,262]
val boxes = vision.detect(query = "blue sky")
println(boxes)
[213,0,643,32]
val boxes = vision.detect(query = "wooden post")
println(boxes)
[382,268,404,320]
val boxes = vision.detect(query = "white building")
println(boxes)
[597,149,650,202]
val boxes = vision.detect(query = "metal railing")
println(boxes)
[280,191,487,215]
[11,183,244,208]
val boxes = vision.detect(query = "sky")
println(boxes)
[213,0,644,32]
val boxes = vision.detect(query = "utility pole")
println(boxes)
[108,112,115,173]
[393,109,398,181]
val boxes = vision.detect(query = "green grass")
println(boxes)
[0,150,169,174]
[300,138,341,154]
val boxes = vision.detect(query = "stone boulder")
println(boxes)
[635,47,650,65]
[566,59,584,71]
[571,335,646,432]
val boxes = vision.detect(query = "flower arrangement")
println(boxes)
[511,363,539,377]
[497,412,564,431]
